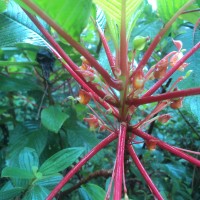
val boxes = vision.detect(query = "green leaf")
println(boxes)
[34,174,63,189]
[0,188,24,200]
[18,147,39,172]
[16,0,92,40]
[162,163,187,180]
[0,1,47,47]
[0,74,42,92]
[2,167,35,179]
[81,183,106,200]
[39,147,84,176]
[0,0,8,13]
[157,0,190,22]
[94,0,143,45]
[22,185,50,200]
[41,105,69,133]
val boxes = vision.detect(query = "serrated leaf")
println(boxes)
[18,147,39,172]
[34,174,63,189]
[41,105,68,133]
[22,185,50,200]
[0,188,24,200]
[2,167,35,179]
[39,147,84,176]
[81,183,106,200]
[16,0,92,40]
[0,1,47,47]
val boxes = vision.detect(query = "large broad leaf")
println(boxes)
[0,0,8,13]
[41,105,69,133]
[157,0,190,22]
[34,174,63,190]
[7,127,48,167]
[0,74,42,92]
[0,1,47,47]
[94,0,143,45]
[1,167,35,179]
[22,185,50,200]
[0,188,24,200]
[18,147,39,172]
[80,183,106,200]
[39,147,84,176]
[16,0,92,40]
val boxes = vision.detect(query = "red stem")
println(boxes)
[131,0,195,78]
[127,87,200,105]
[132,128,200,167]
[22,0,122,90]
[143,42,200,98]
[46,132,118,200]
[97,27,115,70]
[25,12,108,101]
[24,12,120,118]
[114,123,127,200]
[127,144,164,200]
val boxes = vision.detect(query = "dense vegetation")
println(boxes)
[0,0,200,199]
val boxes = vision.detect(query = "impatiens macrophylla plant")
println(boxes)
[1,0,200,199]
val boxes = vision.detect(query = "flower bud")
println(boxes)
[78,89,91,105]
[84,114,99,131]
[132,70,145,89]
[146,139,157,151]
[158,114,171,123]
[133,36,149,51]
[154,58,168,79]
[170,98,183,109]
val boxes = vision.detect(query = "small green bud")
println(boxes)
[133,36,149,51]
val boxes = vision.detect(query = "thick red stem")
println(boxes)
[143,42,200,98]
[127,87,200,105]
[24,12,119,118]
[22,0,122,90]
[127,144,164,200]
[114,123,127,200]
[132,0,195,78]
[46,132,118,200]
[25,12,113,102]
[132,128,200,167]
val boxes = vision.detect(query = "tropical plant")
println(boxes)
[0,0,200,199]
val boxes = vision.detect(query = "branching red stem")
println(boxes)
[143,42,200,97]
[127,144,164,200]
[24,12,120,118]
[114,123,127,200]
[132,0,195,78]
[46,132,118,200]
[22,0,122,90]
[127,87,200,105]
[132,128,200,167]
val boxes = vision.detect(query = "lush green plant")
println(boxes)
[0,0,200,199]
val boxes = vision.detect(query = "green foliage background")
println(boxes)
[0,0,200,199]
